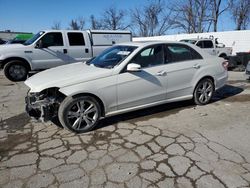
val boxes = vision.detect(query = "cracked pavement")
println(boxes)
[0,71,250,188]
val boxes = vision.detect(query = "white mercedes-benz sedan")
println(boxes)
[25,41,228,133]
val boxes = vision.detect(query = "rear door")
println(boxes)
[164,44,204,99]
[66,32,92,63]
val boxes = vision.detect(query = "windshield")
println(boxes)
[23,31,45,45]
[87,45,137,69]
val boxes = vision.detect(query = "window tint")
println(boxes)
[203,40,213,48]
[131,45,164,68]
[68,32,85,46]
[190,48,203,59]
[196,41,203,48]
[196,40,214,48]
[41,32,63,47]
[165,44,202,63]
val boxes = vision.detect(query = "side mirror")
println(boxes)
[127,63,141,72]
[35,40,43,48]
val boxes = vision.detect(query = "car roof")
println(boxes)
[118,40,213,59]
[181,38,212,41]
[119,40,193,47]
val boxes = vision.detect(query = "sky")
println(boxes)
[0,0,244,35]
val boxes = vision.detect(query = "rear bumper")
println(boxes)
[215,71,228,90]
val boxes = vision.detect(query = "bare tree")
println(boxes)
[68,17,85,30]
[131,0,173,37]
[230,0,250,30]
[51,21,61,30]
[210,0,230,32]
[90,15,102,29]
[171,0,211,33]
[101,6,129,30]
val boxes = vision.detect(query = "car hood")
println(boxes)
[25,62,113,92]
[0,44,24,50]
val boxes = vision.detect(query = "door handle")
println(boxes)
[85,48,89,53]
[63,49,67,54]
[193,64,200,69]
[156,71,167,76]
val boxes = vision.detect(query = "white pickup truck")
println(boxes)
[180,38,232,59]
[0,30,132,81]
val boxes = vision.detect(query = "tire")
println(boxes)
[193,78,214,105]
[58,95,101,133]
[4,60,29,81]
[51,116,63,128]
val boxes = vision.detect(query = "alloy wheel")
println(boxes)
[66,99,98,131]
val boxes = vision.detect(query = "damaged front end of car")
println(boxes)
[25,88,65,122]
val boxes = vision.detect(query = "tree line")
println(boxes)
[51,0,250,36]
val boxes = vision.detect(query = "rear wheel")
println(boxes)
[4,60,29,81]
[194,78,214,105]
[58,96,101,133]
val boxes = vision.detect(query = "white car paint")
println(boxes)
[25,41,228,118]
[0,30,132,71]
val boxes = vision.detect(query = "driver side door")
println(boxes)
[31,32,68,69]
[117,44,168,110]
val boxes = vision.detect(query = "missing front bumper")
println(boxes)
[25,94,58,122]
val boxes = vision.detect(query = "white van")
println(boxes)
[0,30,132,81]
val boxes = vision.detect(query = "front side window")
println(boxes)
[68,32,85,46]
[130,45,164,68]
[87,45,137,69]
[196,41,203,48]
[40,32,63,47]
[165,44,202,63]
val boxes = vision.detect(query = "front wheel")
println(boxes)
[193,78,214,105]
[4,60,29,81]
[58,96,101,133]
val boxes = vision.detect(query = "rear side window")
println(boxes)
[41,32,63,47]
[203,40,213,48]
[165,44,202,63]
[68,32,85,46]
[196,40,213,48]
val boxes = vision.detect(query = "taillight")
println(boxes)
[222,61,229,70]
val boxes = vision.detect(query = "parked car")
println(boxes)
[25,41,228,133]
[0,30,132,81]
[5,33,34,44]
[0,38,6,45]
[180,38,232,59]
[245,61,250,80]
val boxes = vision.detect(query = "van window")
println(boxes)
[68,33,85,46]
[41,32,63,47]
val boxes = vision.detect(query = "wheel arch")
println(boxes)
[1,57,31,70]
[193,75,215,93]
[218,53,227,59]
[71,92,106,117]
